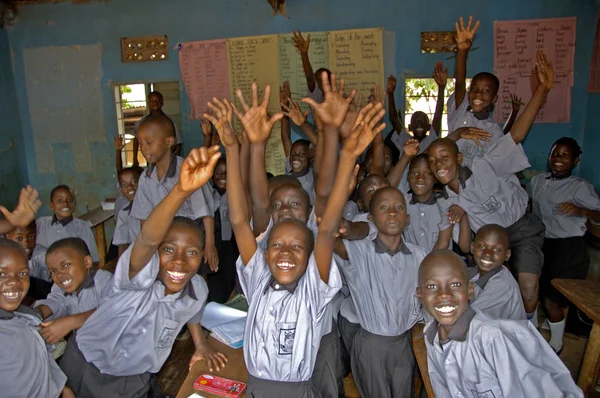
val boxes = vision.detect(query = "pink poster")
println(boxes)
[179,39,231,120]
[493,17,576,123]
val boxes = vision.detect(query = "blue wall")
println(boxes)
[0,27,26,209]
[4,0,599,212]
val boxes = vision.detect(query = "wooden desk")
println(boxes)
[176,337,247,398]
[80,207,114,268]
[552,278,600,396]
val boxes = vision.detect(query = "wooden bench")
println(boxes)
[80,206,114,268]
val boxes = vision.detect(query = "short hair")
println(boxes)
[266,219,315,254]
[266,172,275,180]
[385,141,400,166]
[358,174,389,196]
[0,238,28,262]
[551,137,582,158]
[148,91,163,101]
[428,138,459,156]
[410,111,430,122]
[409,153,429,170]
[271,183,311,205]
[368,186,405,215]
[472,72,500,95]
[5,220,36,236]
[50,184,73,201]
[118,166,143,181]
[170,216,205,248]
[419,249,467,285]
[292,139,311,151]
[268,175,301,193]
[47,237,91,258]
[475,224,510,248]
[138,114,175,138]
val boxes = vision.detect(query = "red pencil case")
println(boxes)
[193,374,247,397]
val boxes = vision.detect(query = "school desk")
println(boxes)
[552,278,600,396]
[80,207,114,268]
[176,337,248,398]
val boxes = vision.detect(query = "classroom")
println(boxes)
[1,0,600,397]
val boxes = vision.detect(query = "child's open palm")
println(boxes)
[200,111,213,136]
[387,75,397,93]
[292,30,311,53]
[280,81,291,105]
[340,92,363,139]
[457,127,492,147]
[343,102,386,157]
[404,138,420,157]
[433,62,448,87]
[535,51,554,91]
[303,73,356,129]
[205,98,237,148]
[510,93,523,112]
[455,16,480,51]
[282,99,309,126]
[0,186,41,228]
[179,146,221,194]
[233,83,283,144]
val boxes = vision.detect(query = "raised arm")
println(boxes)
[368,86,386,176]
[0,186,41,235]
[509,51,553,145]
[129,146,221,278]
[292,31,316,93]
[432,62,448,135]
[388,138,419,188]
[387,75,404,132]
[457,213,472,253]
[454,16,480,109]
[201,115,213,149]
[280,81,293,157]
[503,94,522,135]
[114,136,124,173]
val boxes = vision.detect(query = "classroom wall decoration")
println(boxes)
[588,10,600,93]
[121,35,169,63]
[493,17,576,123]
[179,28,385,175]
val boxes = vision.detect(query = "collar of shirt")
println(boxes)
[290,167,310,178]
[372,236,412,256]
[440,167,473,199]
[176,281,198,300]
[122,202,133,214]
[145,153,178,180]
[0,305,41,320]
[263,277,300,294]
[63,269,97,297]
[425,306,476,344]
[467,105,492,121]
[545,172,572,180]
[409,192,439,205]
[51,215,73,227]
[474,266,503,289]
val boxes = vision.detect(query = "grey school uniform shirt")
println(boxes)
[75,246,208,376]
[389,127,438,154]
[335,238,427,336]
[425,307,583,398]
[529,173,600,239]
[0,306,67,398]
[403,192,452,253]
[468,266,526,320]
[29,244,51,282]
[447,93,504,169]
[438,133,530,233]
[131,155,213,221]
[36,216,100,263]
[237,248,342,381]
[34,269,113,320]
[285,160,316,206]
[113,203,141,246]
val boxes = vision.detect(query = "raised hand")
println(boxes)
[281,99,310,126]
[368,85,385,107]
[292,30,311,53]
[387,75,397,93]
[113,136,124,151]
[535,51,554,92]
[403,138,420,158]
[433,62,448,87]
[280,81,291,105]
[340,92,363,139]
[232,83,283,144]
[303,73,356,129]
[179,146,222,194]
[201,110,213,136]
[510,93,523,113]
[456,127,492,147]
[205,98,237,148]
[455,16,480,51]
[342,102,386,157]
[0,186,41,228]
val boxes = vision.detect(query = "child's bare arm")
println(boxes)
[238,130,253,220]
[35,304,53,320]
[292,31,316,92]
[280,82,293,157]
[432,62,447,135]
[446,127,491,146]
[129,147,221,278]
[457,213,472,253]
[454,16,480,108]
[202,216,219,272]
[387,139,419,188]
[201,116,213,149]
[433,227,453,251]
[188,322,228,372]
[387,75,404,132]
[0,186,42,235]
[510,51,553,145]
[40,309,96,345]
[339,219,370,240]
[503,94,522,135]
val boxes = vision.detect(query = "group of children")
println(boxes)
[1,15,598,398]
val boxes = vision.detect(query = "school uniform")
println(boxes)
[36,216,100,263]
[237,248,342,397]
[34,269,113,321]
[131,154,213,222]
[133,112,183,145]
[437,133,545,276]
[530,173,600,305]
[29,244,50,282]
[447,93,504,169]
[388,127,438,154]
[343,200,359,221]
[335,238,427,398]
[403,192,452,253]
[60,246,208,398]
[468,266,526,320]
[286,163,316,206]
[0,305,67,398]
[112,202,141,247]
[424,307,583,398]
[113,193,130,219]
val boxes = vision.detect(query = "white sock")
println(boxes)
[527,308,538,328]
[548,319,566,352]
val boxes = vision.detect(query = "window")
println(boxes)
[113,82,182,167]
[404,78,470,137]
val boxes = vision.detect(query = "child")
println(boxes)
[112,166,143,257]
[36,185,100,263]
[417,250,583,398]
[130,114,219,272]
[59,146,227,397]
[0,238,71,398]
[469,224,526,320]
[529,137,600,352]
[428,50,554,324]
[33,237,113,345]
[292,30,331,105]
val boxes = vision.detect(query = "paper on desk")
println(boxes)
[200,302,247,330]
[211,318,246,343]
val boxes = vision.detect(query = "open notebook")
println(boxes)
[200,302,247,349]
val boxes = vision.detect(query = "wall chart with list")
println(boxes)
[493,17,576,123]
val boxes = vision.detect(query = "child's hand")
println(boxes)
[40,318,73,345]
[303,73,356,129]
[557,202,587,217]
[456,127,492,147]
[404,138,420,157]
[113,136,124,151]
[205,98,237,148]
[62,386,76,398]
[535,51,554,92]
[368,85,385,107]
[433,62,448,87]
[510,93,523,113]
[455,16,480,51]
[201,111,213,136]
[387,75,397,93]
[232,83,284,144]
[340,92,363,139]
[0,186,41,228]
[342,102,386,158]
[292,30,311,54]
[447,204,465,224]
[282,99,310,126]
[189,343,228,372]
[204,243,219,272]
[347,164,360,196]
[179,146,222,194]
[280,81,291,106]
